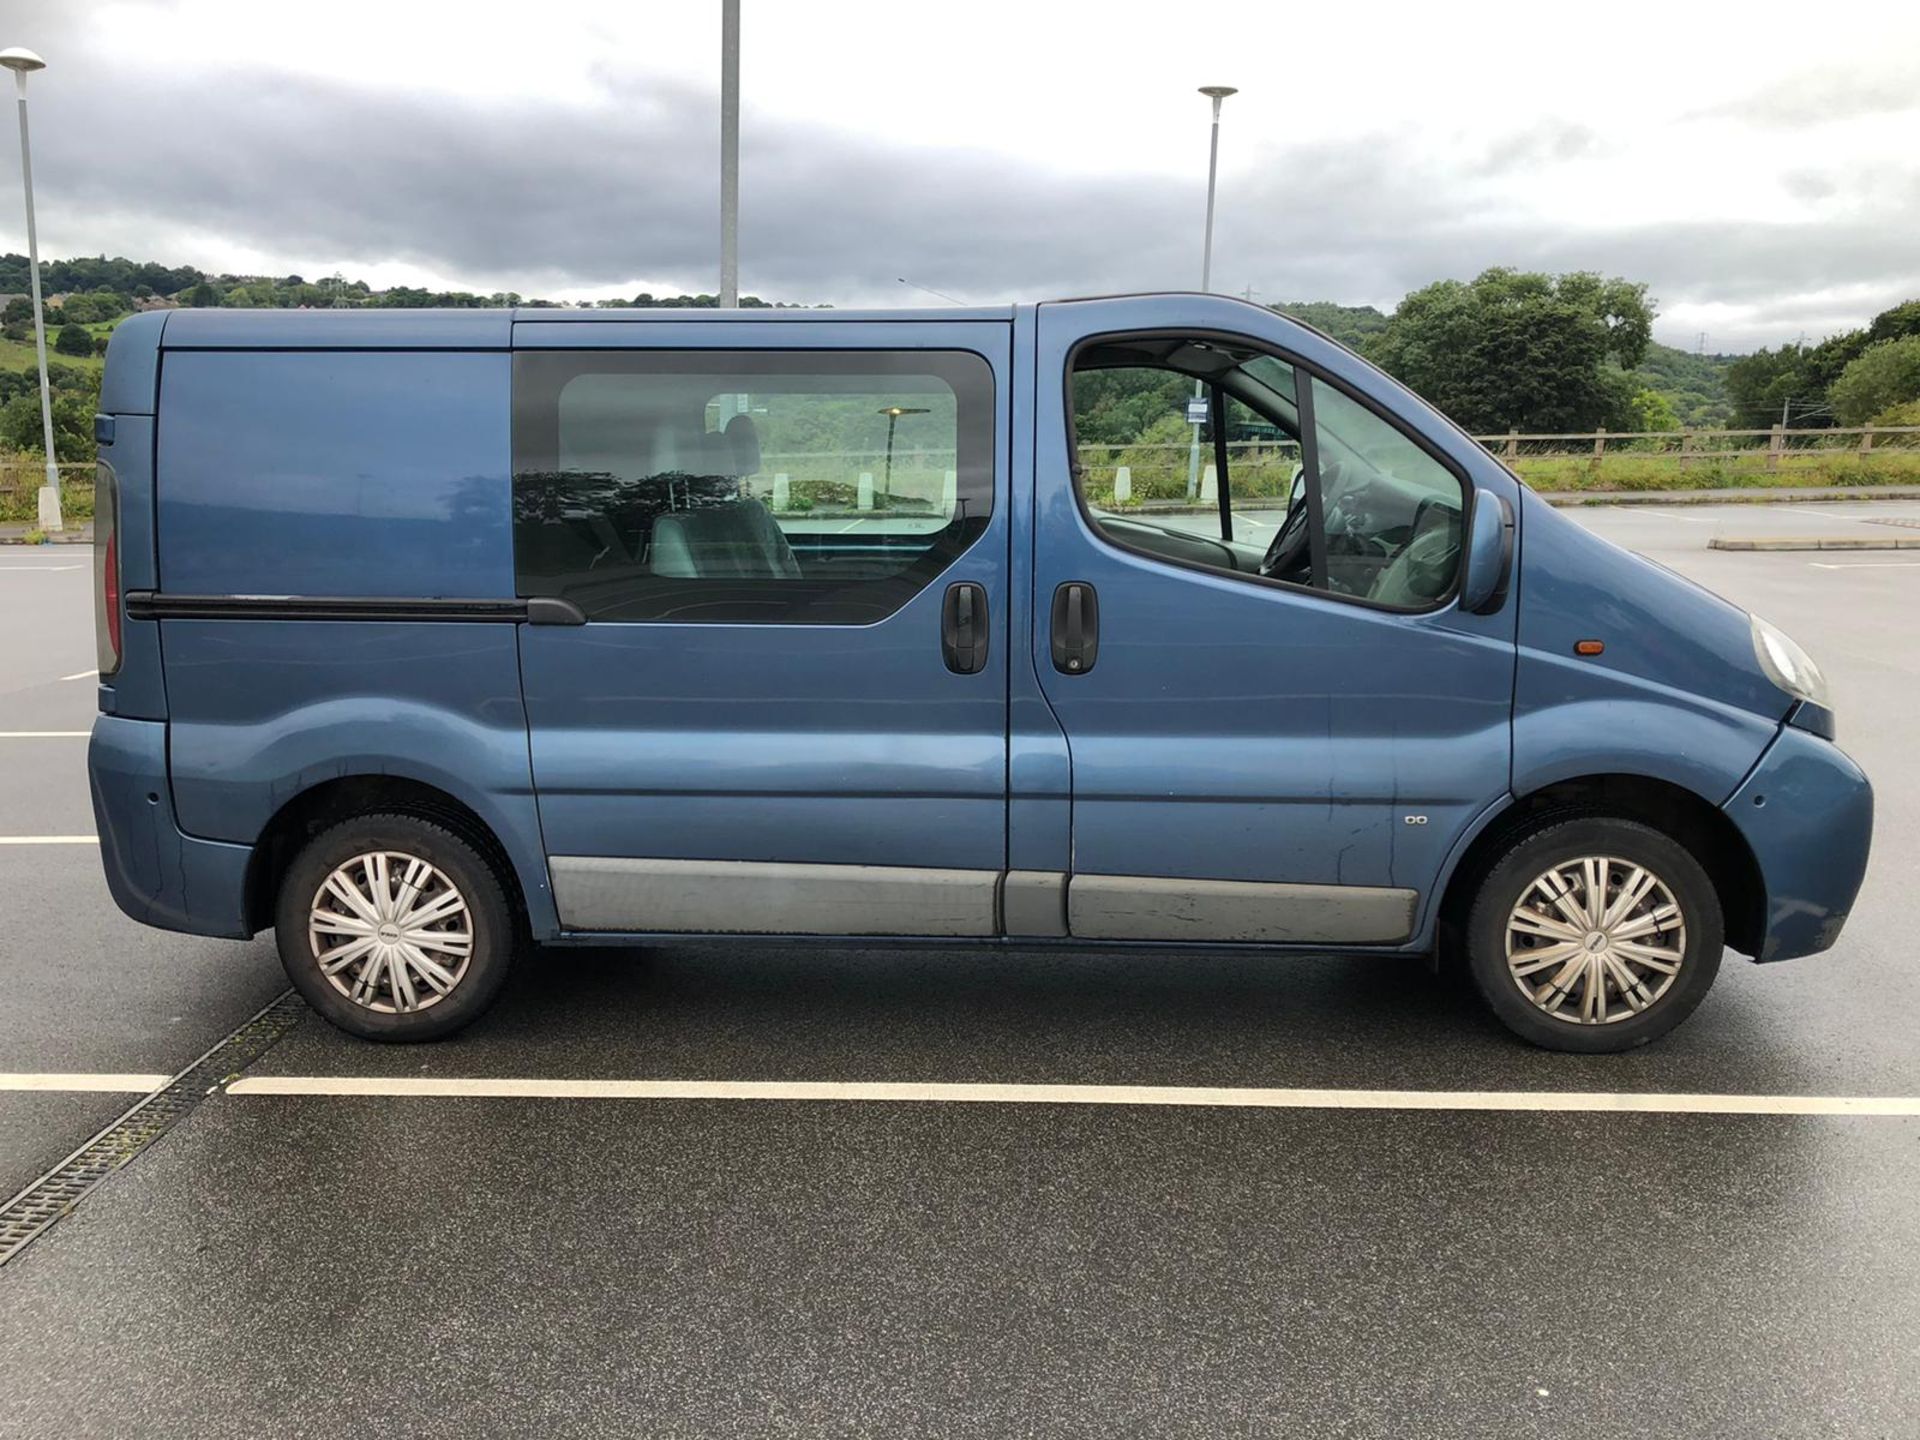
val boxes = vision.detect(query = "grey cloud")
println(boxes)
[6,21,1918,350]
[1702,65,1920,127]
[1470,119,1601,177]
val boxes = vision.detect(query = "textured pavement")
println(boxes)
[1,504,1916,1438]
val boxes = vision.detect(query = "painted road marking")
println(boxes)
[60,670,97,682]
[0,836,98,845]
[0,1073,172,1094]
[0,565,83,573]
[1809,561,1920,570]
[224,1075,1920,1116]
[0,731,89,738]
[1628,509,1719,524]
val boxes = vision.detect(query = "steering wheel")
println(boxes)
[1259,465,1314,583]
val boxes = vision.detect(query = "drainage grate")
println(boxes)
[0,991,306,1266]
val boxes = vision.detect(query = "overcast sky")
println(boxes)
[4,0,1918,350]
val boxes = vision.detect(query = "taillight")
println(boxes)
[94,462,121,678]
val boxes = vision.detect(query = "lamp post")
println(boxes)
[1,46,59,533]
[1186,84,1236,500]
[878,406,928,502]
[719,0,739,307]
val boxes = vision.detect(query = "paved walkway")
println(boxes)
[1540,484,1920,507]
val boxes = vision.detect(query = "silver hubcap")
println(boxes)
[308,851,473,1014]
[1505,855,1686,1025]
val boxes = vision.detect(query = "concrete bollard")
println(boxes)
[1200,464,1218,501]
[858,472,875,510]
[1114,465,1131,504]
[942,468,958,514]
[772,472,790,509]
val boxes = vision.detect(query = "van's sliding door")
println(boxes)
[512,319,1012,937]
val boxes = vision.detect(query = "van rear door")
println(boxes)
[512,316,1012,937]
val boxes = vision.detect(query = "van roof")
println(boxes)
[157,304,1017,350]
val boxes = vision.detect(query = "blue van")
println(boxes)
[87,296,1871,1051]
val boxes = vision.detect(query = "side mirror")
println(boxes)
[1459,490,1514,614]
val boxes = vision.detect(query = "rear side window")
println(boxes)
[513,350,993,623]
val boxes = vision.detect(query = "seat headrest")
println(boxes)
[724,414,762,476]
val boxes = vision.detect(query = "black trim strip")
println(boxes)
[123,592,585,625]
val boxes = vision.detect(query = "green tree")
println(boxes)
[54,323,94,357]
[1623,387,1680,432]
[1367,268,1653,432]
[1829,337,1920,425]
[0,390,96,460]
[1724,345,1810,428]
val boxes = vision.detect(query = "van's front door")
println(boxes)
[1031,296,1517,947]
[513,318,1010,937]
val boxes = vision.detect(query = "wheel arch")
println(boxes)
[244,774,536,938]
[1436,774,1766,959]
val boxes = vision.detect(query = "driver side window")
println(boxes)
[1068,340,1465,611]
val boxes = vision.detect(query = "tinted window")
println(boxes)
[1069,339,1464,611]
[514,350,993,622]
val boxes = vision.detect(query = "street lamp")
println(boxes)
[877,406,928,502]
[1187,84,1236,500]
[1,46,59,533]
[719,0,739,307]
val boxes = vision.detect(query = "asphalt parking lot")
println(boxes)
[1,500,1917,1438]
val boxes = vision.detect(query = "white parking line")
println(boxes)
[60,670,97,682]
[0,731,89,738]
[0,836,98,845]
[1625,509,1720,524]
[0,565,83,573]
[0,1072,171,1094]
[223,1075,1920,1116]
[1809,561,1920,570]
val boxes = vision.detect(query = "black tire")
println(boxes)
[1465,816,1723,1053]
[275,813,516,1042]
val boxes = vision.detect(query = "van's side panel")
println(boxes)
[156,351,515,598]
[153,345,556,936]
[161,619,555,934]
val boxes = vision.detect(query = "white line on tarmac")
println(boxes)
[0,836,98,845]
[0,731,89,738]
[1624,508,1719,524]
[223,1075,1920,1116]
[61,670,97,682]
[0,565,83,573]
[1809,561,1920,570]
[0,1073,171,1093]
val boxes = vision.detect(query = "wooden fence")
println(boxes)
[1471,424,1920,471]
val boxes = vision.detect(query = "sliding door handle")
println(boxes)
[942,581,989,674]
[1050,581,1099,674]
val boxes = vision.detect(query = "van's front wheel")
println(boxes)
[274,814,515,1041]
[1465,817,1723,1053]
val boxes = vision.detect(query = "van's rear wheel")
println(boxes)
[275,814,514,1041]
[1465,817,1723,1053]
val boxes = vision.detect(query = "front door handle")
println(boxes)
[1050,581,1099,674]
[942,581,989,674]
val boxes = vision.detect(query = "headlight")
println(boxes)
[1750,614,1829,707]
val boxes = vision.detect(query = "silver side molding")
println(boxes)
[550,856,1000,937]
[1002,870,1069,937]
[1068,874,1418,945]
